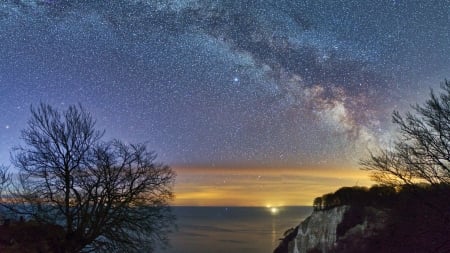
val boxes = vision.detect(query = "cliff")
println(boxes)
[291,205,348,253]
[275,185,450,253]
[275,205,388,253]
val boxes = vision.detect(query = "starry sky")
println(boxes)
[0,0,449,206]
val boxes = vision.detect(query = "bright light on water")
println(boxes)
[269,207,279,215]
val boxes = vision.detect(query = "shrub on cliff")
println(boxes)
[314,185,396,211]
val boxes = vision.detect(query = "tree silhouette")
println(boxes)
[0,104,175,253]
[312,197,322,211]
[361,80,450,187]
[360,80,450,252]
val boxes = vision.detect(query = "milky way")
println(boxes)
[0,0,449,168]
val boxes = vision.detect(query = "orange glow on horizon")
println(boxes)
[172,165,372,206]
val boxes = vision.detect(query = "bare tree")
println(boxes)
[0,103,175,253]
[361,81,450,252]
[361,80,450,187]
[0,166,9,193]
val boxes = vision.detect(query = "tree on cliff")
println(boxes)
[360,80,450,252]
[313,197,322,211]
[361,80,450,187]
[0,103,175,253]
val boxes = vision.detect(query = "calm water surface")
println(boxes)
[159,206,312,253]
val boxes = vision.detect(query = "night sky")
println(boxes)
[1,0,449,206]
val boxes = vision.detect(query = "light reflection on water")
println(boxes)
[272,217,277,249]
[158,206,312,253]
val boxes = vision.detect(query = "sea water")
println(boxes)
[159,206,313,253]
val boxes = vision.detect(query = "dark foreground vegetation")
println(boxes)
[0,219,64,253]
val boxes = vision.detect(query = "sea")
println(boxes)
[158,206,313,253]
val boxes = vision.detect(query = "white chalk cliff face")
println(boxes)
[290,206,349,253]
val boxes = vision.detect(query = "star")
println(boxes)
[0,0,448,207]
